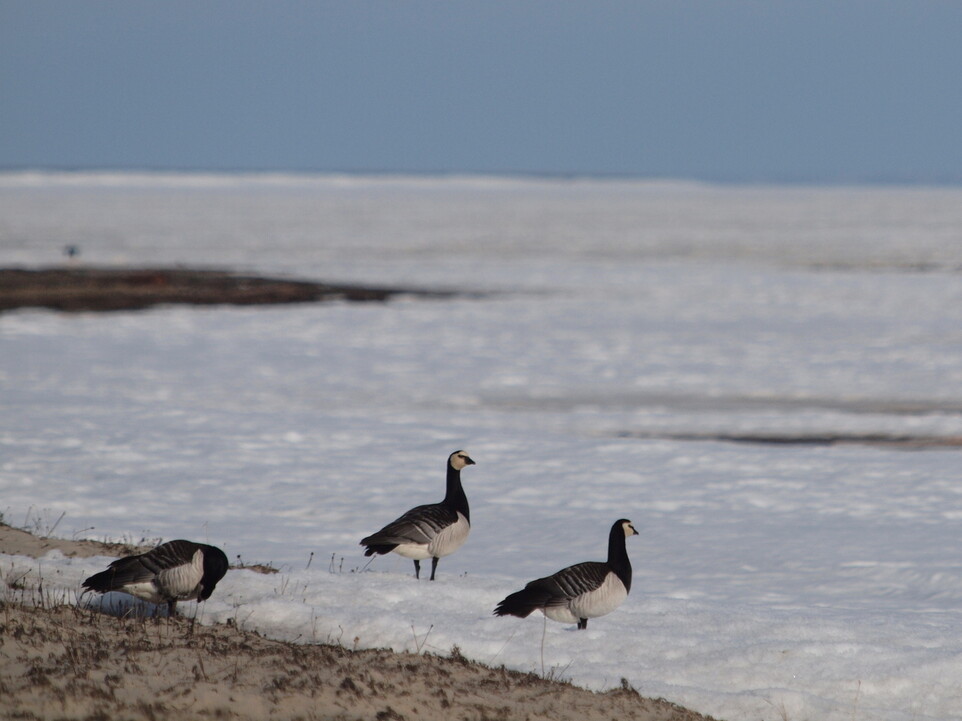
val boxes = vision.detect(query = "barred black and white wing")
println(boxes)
[361,502,460,554]
[494,561,612,618]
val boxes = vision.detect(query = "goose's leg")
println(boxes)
[577,618,588,630]
[430,557,440,581]
[413,560,421,579]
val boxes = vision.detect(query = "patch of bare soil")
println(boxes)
[0,267,464,313]
[616,430,962,449]
[0,523,153,559]
[0,525,719,721]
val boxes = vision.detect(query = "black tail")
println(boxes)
[493,585,552,618]
[82,555,150,594]
[81,568,118,594]
[362,543,397,557]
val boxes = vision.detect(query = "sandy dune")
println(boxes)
[0,524,716,721]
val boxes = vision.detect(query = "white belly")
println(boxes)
[392,543,432,560]
[544,573,628,623]
[122,581,168,605]
[544,605,581,624]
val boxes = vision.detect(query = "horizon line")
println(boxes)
[1,165,961,190]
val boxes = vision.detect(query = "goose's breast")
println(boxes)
[568,572,628,619]
[427,513,470,558]
[156,549,205,600]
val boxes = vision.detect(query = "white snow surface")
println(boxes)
[2,172,962,721]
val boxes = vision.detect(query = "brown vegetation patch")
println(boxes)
[617,431,962,449]
[0,267,466,313]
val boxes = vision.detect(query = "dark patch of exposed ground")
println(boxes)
[0,267,470,313]
[616,431,962,449]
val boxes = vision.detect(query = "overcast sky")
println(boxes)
[2,1,960,183]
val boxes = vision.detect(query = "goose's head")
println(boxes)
[449,450,476,471]
[617,519,639,538]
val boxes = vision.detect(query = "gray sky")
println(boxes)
[2,1,960,183]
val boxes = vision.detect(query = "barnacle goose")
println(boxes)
[493,519,638,630]
[360,450,476,580]
[82,539,229,616]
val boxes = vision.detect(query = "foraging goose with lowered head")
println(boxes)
[360,450,475,580]
[494,519,638,630]
[82,539,229,616]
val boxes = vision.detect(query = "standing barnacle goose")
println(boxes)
[360,450,476,580]
[494,519,638,630]
[82,539,229,616]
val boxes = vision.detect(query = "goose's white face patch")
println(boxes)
[623,520,639,538]
[449,451,475,471]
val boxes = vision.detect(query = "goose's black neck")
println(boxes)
[200,545,229,599]
[606,523,632,591]
[442,463,470,522]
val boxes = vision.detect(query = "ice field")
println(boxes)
[2,172,962,720]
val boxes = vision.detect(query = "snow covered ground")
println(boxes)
[2,172,962,720]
